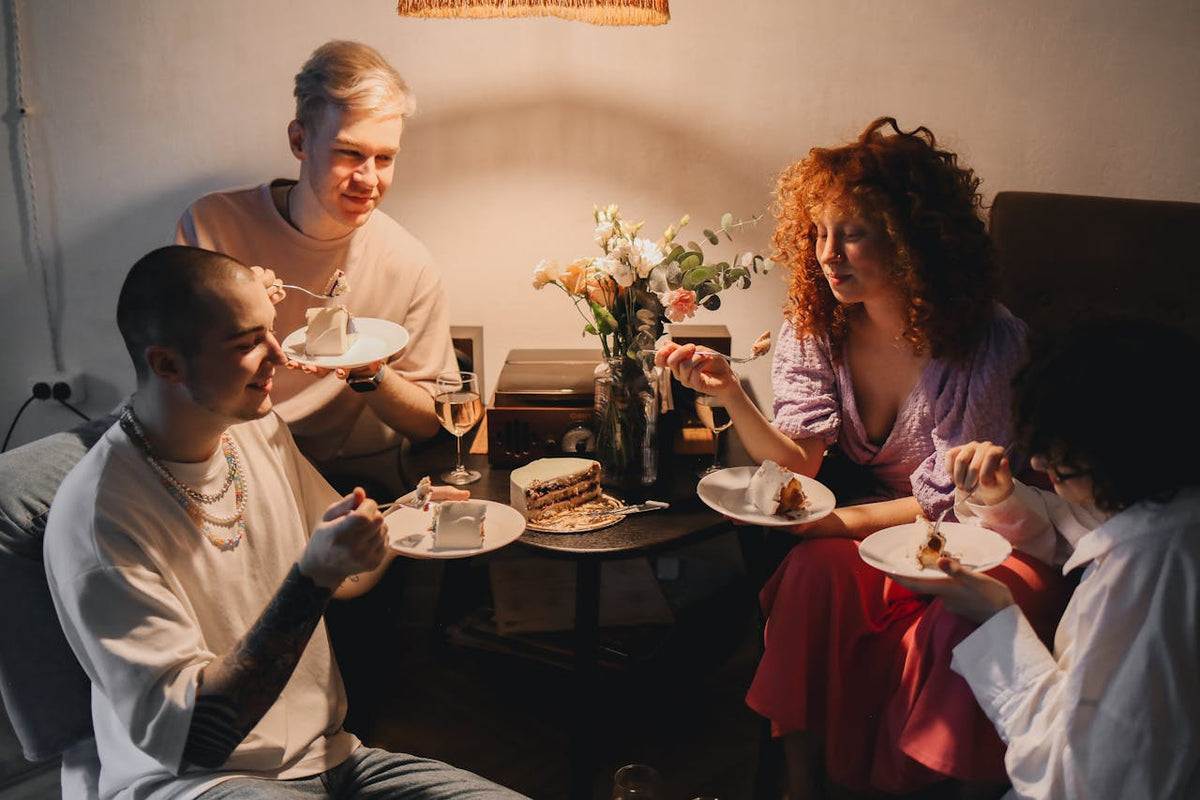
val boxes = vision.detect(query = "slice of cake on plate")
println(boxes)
[915,515,950,569]
[747,459,808,517]
[304,305,358,356]
[510,457,602,522]
[431,500,487,549]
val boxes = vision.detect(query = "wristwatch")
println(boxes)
[347,364,387,393]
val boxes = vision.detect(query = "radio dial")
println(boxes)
[560,423,596,454]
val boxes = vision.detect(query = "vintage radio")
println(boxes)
[486,349,602,466]
[485,326,731,467]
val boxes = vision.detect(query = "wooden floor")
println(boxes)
[4,533,990,800]
[357,541,769,800]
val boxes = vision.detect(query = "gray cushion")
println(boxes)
[0,413,116,761]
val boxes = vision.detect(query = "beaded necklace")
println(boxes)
[120,406,248,552]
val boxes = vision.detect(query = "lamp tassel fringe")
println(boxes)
[397,0,670,26]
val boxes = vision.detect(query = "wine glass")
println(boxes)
[435,371,482,485]
[694,392,733,475]
[611,764,662,800]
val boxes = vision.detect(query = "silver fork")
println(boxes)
[378,478,433,513]
[276,269,347,299]
[637,347,768,365]
[711,350,768,364]
[279,283,334,299]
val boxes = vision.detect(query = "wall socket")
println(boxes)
[31,372,87,404]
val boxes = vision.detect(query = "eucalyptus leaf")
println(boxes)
[703,295,722,310]
[682,267,716,290]
[680,253,702,271]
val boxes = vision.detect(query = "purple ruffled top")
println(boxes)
[770,305,1028,517]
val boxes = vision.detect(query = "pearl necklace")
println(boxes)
[120,407,248,552]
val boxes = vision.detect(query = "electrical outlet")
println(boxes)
[31,372,87,404]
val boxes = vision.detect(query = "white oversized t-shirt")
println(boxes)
[44,412,359,800]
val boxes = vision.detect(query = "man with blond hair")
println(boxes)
[176,41,460,733]
[176,39,456,482]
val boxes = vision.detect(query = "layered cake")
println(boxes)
[510,457,603,522]
[747,459,808,516]
[326,268,349,297]
[431,500,487,549]
[304,305,358,356]
[750,329,772,357]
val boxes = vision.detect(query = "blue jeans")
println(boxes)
[196,746,530,799]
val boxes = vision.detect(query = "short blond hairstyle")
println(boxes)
[293,40,415,130]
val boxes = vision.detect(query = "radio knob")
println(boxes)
[560,423,596,454]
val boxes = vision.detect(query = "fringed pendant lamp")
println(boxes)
[396,0,670,26]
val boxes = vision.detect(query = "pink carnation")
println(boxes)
[661,288,699,322]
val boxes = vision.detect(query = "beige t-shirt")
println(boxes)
[176,182,458,461]
[44,412,357,800]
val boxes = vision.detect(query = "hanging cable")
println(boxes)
[57,398,90,422]
[2,395,38,453]
[8,0,64,372]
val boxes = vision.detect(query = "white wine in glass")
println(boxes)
[694,393,733,474]
[435,371,482,485]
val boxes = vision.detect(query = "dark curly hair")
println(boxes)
[773,117,998,361]
[1013,316,1200,513]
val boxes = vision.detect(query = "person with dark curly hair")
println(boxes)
[657,118,1072,797]
[894,317,1200,799]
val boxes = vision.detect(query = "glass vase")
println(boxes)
[594,355,659,492]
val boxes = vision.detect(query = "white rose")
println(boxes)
[630,237,665,278]
[532,259,560,289]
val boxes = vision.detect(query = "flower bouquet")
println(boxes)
[533,204,773,488]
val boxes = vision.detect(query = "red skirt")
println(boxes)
[744,537,1070,794]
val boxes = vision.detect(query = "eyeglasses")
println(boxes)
[1030,454,1091,483]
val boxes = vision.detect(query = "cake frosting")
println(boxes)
[304,305,358,356]
[510,457,602,522]
[747,459,808,516]
[432,500,487,549]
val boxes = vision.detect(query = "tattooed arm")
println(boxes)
[182,489,385,768]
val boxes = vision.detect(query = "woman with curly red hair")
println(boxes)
[657,118,1071,798]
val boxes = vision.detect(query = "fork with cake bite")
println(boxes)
[275,269,349,299]
[641,330,772,364]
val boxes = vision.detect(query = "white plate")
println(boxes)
[281,318,410,369]
[858,521,1013,580]
[385,500,526,559]
[696,466,836,527]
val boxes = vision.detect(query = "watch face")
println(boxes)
[348,377,378,393]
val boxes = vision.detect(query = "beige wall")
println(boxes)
[2,0,1197,446]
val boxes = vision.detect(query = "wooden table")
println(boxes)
[403,424,754,800]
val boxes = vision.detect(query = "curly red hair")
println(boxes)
[773,117,998,362]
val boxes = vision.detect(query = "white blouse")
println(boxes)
[951,485,1200,799]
